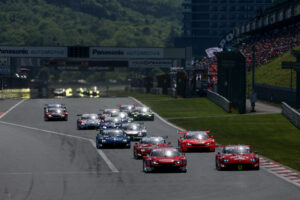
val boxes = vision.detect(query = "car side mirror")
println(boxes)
[217,152,220,155]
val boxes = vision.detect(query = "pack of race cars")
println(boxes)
[43,103,260,173]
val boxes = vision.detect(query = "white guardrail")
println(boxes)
[282,102,300,129]
[207,90,232,113]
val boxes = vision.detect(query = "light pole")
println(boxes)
[251,45,256,112]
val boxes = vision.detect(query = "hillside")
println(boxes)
[247,46,299,89]
[0,0,182,47]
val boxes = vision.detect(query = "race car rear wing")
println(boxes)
[177,130,211,134]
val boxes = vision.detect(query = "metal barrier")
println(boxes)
[150,88,163,95]
[207,90,232,113]
[129,87,146,94]
[282,102,300,129]
[0,88,32,99]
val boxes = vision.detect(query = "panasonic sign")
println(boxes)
[0,47,67,58]
[90,47,164,59]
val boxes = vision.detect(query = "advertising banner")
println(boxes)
[90,47,164,59]
[0,47,67,58]
[129,60,173,68]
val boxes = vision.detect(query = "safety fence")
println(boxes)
[255,84,296,107]
[282,102,300,129]
[207,90,232,113]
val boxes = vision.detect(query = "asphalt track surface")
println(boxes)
[0,97,299,200]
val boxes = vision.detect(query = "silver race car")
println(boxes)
[77,114,101,130]
[121,122,147,140]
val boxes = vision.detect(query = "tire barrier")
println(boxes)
[207,90,232,113]
[282,102,300,129]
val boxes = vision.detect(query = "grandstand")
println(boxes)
[192,0,300,107]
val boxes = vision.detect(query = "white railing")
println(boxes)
[207,90,232,113]
[282,102,300,129]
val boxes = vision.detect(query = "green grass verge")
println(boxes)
[170,114,300,171]
[124,92,300,171]
[108,91,237,117]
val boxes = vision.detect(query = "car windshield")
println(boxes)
[105,117,121,123]
[151,149,179,157]
[141,137,164,144]
[48,108,64,113]
[82,114,98,120]
[48,104,62,108]
[103,130,123,136]
[185,132,209,140]
[126,124,141,130]
[136,107,150,113]
[104,109,119,114]
[223,146,252,154]
[121,105,133,111]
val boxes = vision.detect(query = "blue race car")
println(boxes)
[96,129,131,149]
[100,117,122,129]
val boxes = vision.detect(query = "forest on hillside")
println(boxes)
[0,0,182,47]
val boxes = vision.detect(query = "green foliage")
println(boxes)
[0,0,182,47]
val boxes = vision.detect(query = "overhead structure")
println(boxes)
[0,46,192,71]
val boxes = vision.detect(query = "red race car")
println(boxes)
[133,136,170,159]
[177,131,215,152]
[215,145,259,170]
[143,147,187,173]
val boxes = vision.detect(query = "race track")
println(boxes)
[0,97,299,200]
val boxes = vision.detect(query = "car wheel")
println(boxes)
[44,118,48,121]
[143,161,151,173]
[216,160,221,171]
[254,166,260,170]
[180,167,187,173]
[96,142,100,149]
[133,150,138,159]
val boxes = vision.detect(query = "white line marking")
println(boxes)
[0,121,119,173]
[0,99,27,119]
[0,121,89,141]
[89,140,119,173]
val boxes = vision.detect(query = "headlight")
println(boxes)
[175,160,182,165]
[152,161,158,165]
[103,126,106,129]
[250,158,256,162]
[206,142,211,145]
[141,149,145,152]
[185,143,192,146]
[223,159,229,163]
[81,122,85,125]
[48,115,52,117]
[101,139,106,143]
[138,132,143,136]
[123,139,127,142]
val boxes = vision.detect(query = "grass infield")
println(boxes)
[116,92,300,171]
